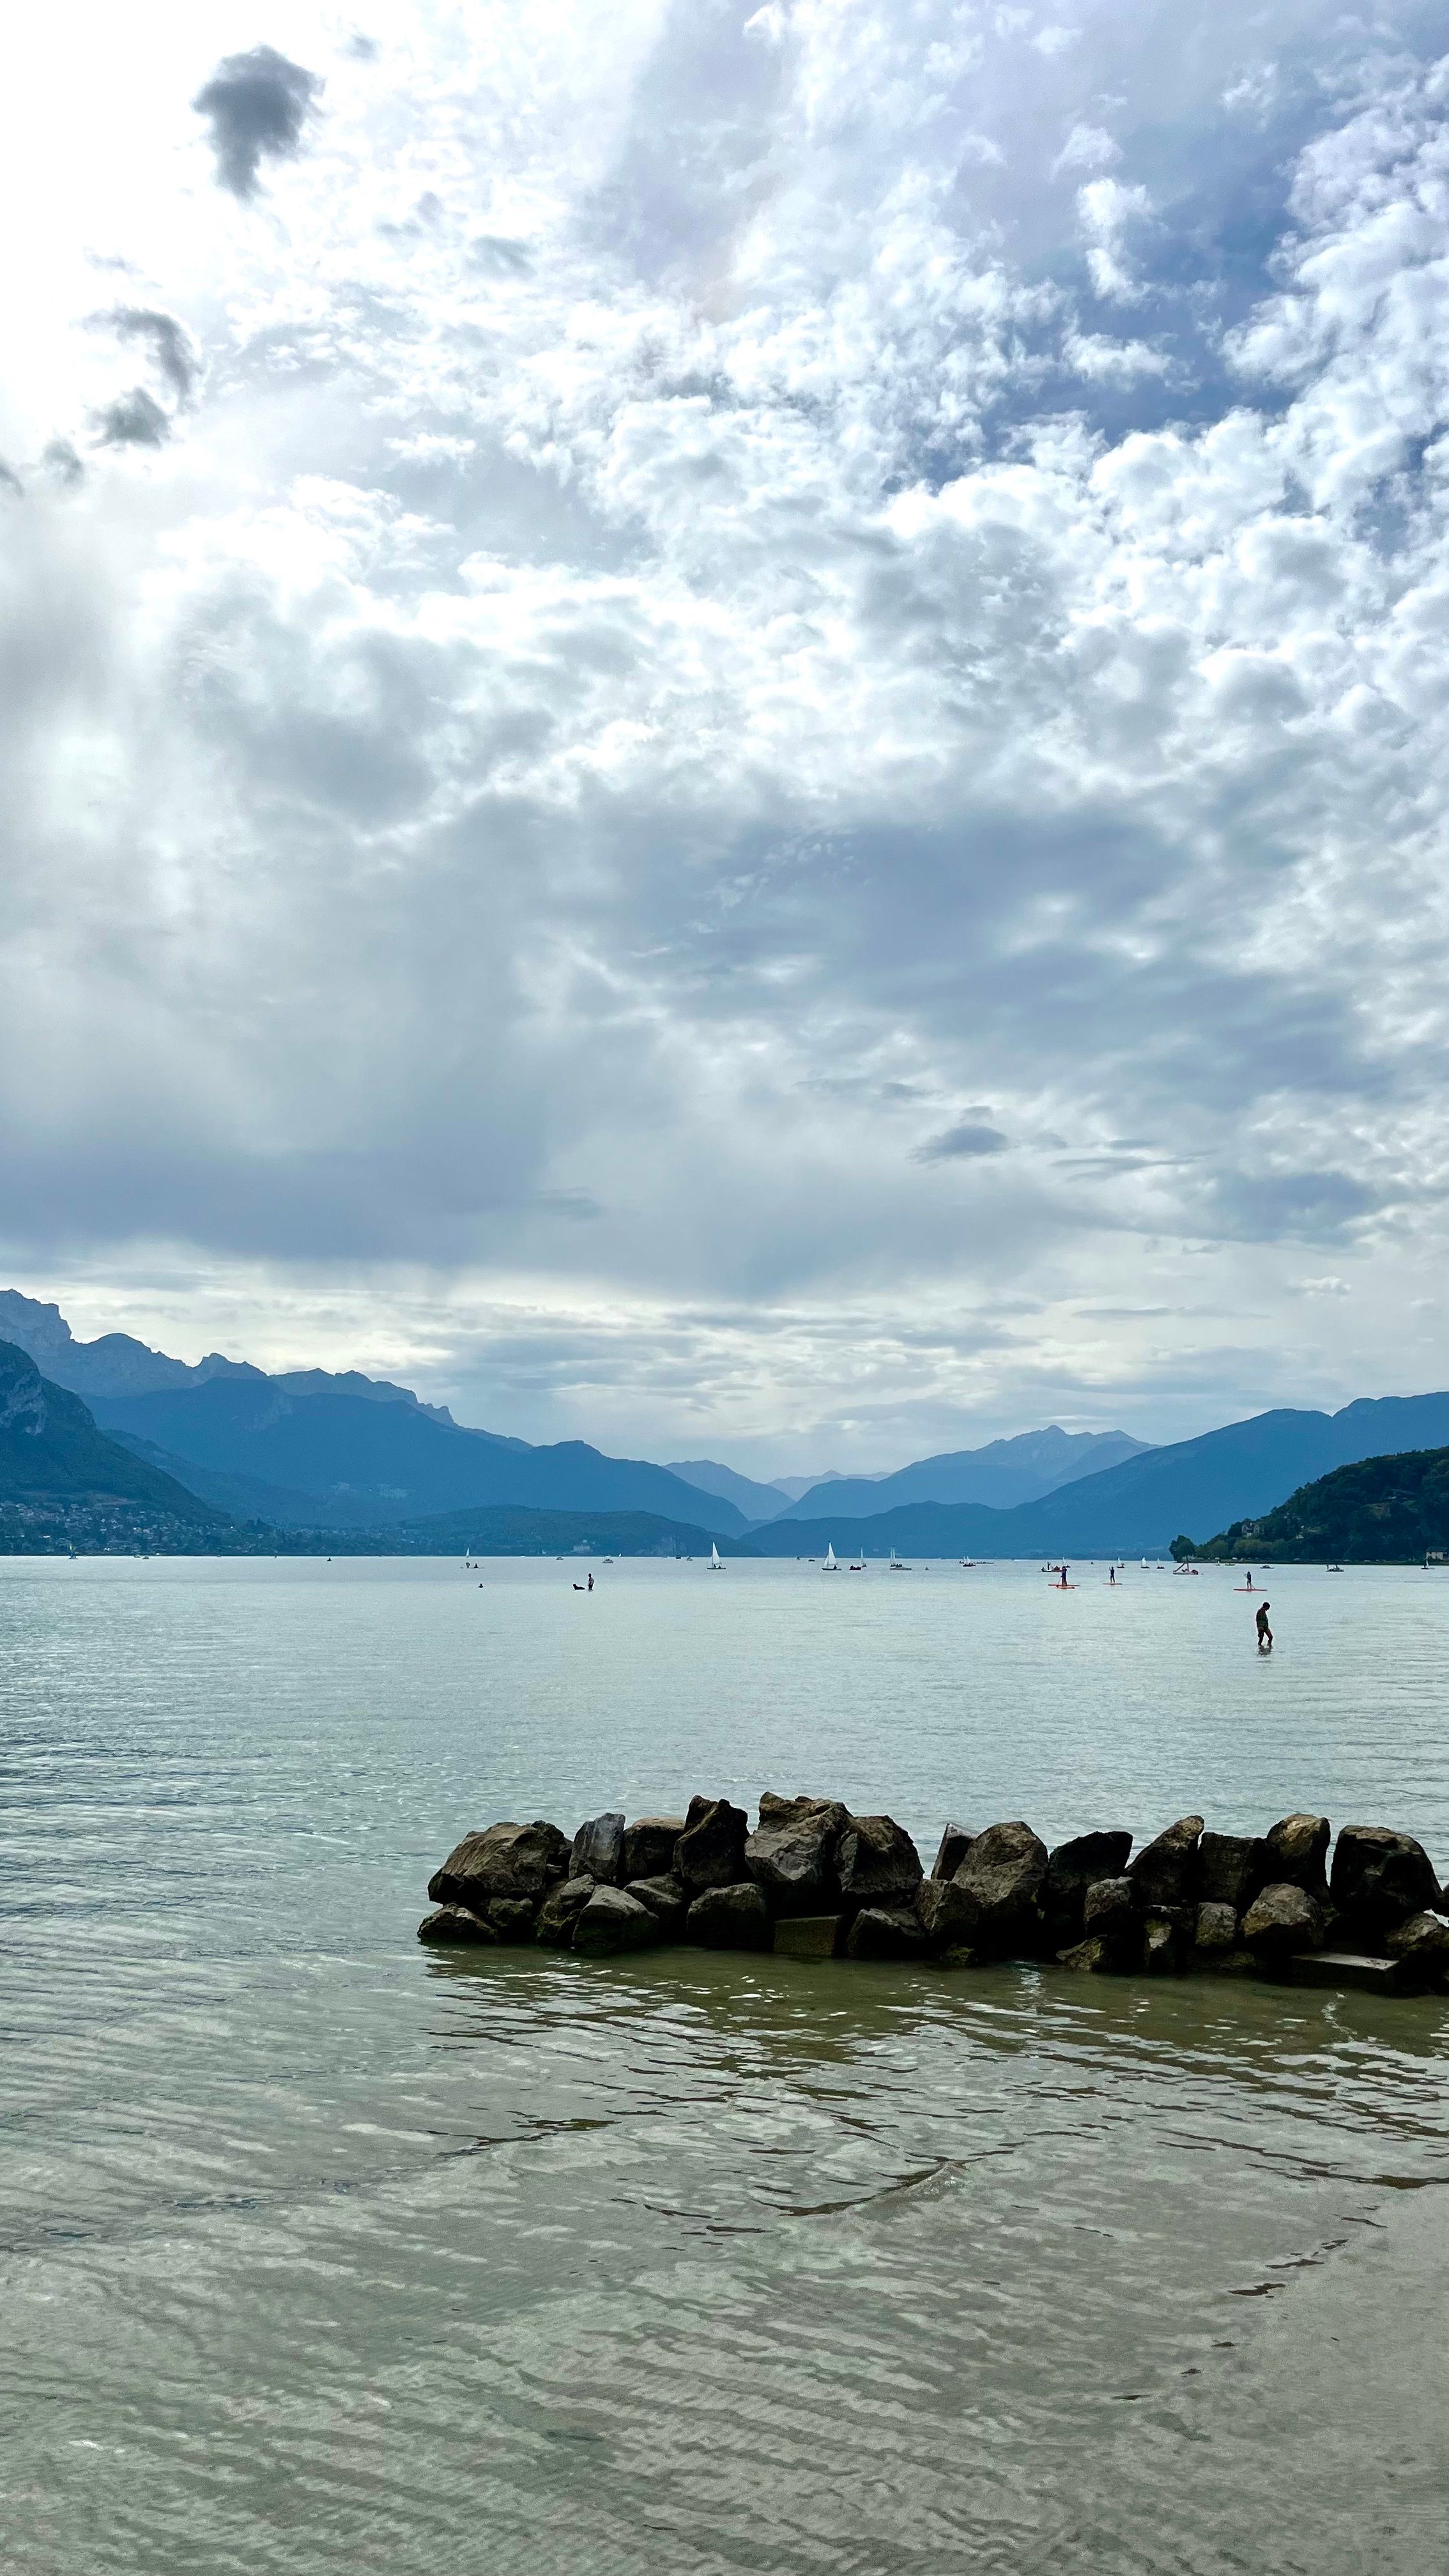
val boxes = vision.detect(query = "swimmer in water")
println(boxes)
[1256,1600,1273,1652]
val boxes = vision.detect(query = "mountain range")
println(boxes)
[2,1290,1446,1560]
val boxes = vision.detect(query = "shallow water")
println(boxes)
[2,1556,1447,2573]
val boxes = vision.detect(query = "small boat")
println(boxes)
[823,1543,839,1571]
[709,1542,724,1570]
[889,1558,910,1570]
[1326,1562,1344,1572]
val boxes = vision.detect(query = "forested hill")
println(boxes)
[1175,1446,1449,1564]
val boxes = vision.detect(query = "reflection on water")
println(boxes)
[1,1558,1447,2572]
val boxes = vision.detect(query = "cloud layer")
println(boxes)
[0,1,1446,1465]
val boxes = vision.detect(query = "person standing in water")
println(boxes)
[1256,1600,1273,1652]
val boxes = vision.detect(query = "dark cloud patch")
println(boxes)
[0,460,22,498]
[192,47,322,199]
[95,307,200,405]
[92,387,170,448]
[915,1123,1009,1163]
[41,438,85,487]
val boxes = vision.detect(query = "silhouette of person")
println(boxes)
[1256,1600,1273,1652]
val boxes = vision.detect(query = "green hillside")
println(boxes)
[0,1338,227,1542]
[1174,1445,1449,1563]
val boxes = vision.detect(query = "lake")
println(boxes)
[2,1556,1446,2573]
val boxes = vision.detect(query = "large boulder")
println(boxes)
[571,1813,625,1884]
[620,1817,685,1882]
[479,1897,538,1943]
[1193,1901,1239,1955]
[745,1795,848,1915]
[626,1873,688,1937]
[1044,1831,1133,1944]
[686,1882,773,1950]
[836,1814,923,1907]
[1241,1881,1326,1955]
[1197,1832,1268,1912]
[418,1904,500,1945]
[572,1887,663,1957]
[847,1905,930,1961]
[1330,1825,1442,1936]
[1262,1814,1330,1897]
[1128,1816,1203,1910]
[535,1876,596,1947]
[931,1823,976,1880]
[675,1796,749,1892]
[1082,1877,1135,1938]
[916,1876,974,1950]
[946,1821,1047,1956]
[1383,1912,1449,1986]
[429,1820,571,1908]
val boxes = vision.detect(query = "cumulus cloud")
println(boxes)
[93,307,200,405]
[2,2,1448,1460]
[192,45,321,197]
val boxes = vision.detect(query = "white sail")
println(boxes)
[710,1542,722,1567]
[824,1542,837,1568]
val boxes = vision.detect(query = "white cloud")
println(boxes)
[0,1,1447,1464]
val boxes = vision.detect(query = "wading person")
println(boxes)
[1256,1600,1273,1652]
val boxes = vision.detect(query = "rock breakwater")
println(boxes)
[420,1800,1449,1992]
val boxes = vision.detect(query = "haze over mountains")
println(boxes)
[2,1293,1446,1559]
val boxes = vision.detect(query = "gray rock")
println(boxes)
[1263,1814,1330,1897]
[1330,1825,1442,1934]
[676,1796,749,1892]
[686,1882,773,1950]
[1383,1912,1449,1984]
[429,1819,571,1908]
[1197,1832,1269,1911]
[1082,1876,1135,1936]
[571,1813,626,1885]
[916,1876,974,1949]
[773,1914,844,1959]
[950,1820,1048,1954]
[1044,1830,1133,1942]
[745,1795,848,1915]
[620,1817,686,1882]
[846,1905,930,1961]
[1127,1816,1204,1910]
[1143,1915,1188,1975]
[535,1876,596,1946]
[418,1904,499,1945]
[1291,1950,1404,1993]
[1241,1881,1326,1954]
[931,1823,976,1880]
[625,1873,688,1936]
[1193,1900,1239,1954]
[1057,1936,1117,1972]
[572,1887,663,1956]
[836,1814,924,1906]
[480,1897,537,1943]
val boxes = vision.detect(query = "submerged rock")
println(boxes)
[846,1905,930,1961]
[418,1904,500,1945]
[1330,1825,1442,1935]
[1057,1936,1117,1973]
[620,1818,685,1882]
[1128,1816,1204,1910]
[480,1897,537,1943]
[1197,1832,1268,1911]
[429,1820,571,1908]
[1242,1881,1326,1954]
[1383,1912,1449,1984]
[950,1821,1047,1954]
[836,1814,923,1906]
[1262,1814,1330,1898]
[676,1796,749,1892]
[1142,1915,1188,1975]
[931,1823,976,1881]
[535,1876,596,1946]
[572,1887,662,1956]
[571,1813,625,1885]
[773,1914,844,1959]
[686,1882,773,1949]
[746,1795,848,1915]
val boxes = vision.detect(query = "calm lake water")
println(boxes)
[3,1556,1447,2574]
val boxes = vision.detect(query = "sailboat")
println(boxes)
[823,1542,841,1570]
[709,1542,724,1570]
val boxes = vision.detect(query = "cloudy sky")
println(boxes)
[2,2,1447,1471]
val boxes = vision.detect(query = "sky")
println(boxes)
[1,1,1447,1474]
